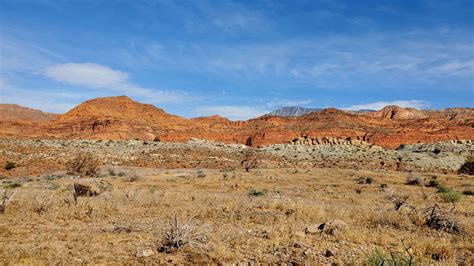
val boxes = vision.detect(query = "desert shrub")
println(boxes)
[462,190,474,196]
[458,158,474,175]
[240,149,260,172]
[436,185,451,193]
[3,182,22,189]
[366,251,414,266]
[0,189,17,214]
[66,152,101,177]
[427,179,439,188]
[5,162,16,170]
[366,241,417,266]
[158,214,207,253]
[127,174,139,182]
[248,189,267,197]
[423,243,454,261]
[388,194,411,211]
[423,204,461,234]
[108,168,117,176]
[406,176,423,186]
[46,182,60,190]
[196,170,206,178]
[33,192,53,215]
[365,177,375,184]
[358,177,375,184]
[439,191,462,203]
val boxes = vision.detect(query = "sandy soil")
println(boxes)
[1,166,473,264]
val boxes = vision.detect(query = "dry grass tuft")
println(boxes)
[66,152,101,177]
[158,213,207,253]
[33,192,53,215]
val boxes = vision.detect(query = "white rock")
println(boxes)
[136,249,155,258]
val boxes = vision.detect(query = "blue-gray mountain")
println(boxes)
[269,107,322,117]
[269,107,376,117]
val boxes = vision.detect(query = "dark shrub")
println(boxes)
[458,158,474,175]
[365,177,374,184]
[406,176,423,186]
[462,190,474,196]
[248,189,267,197]
[427,180,439,188]
[5,162,16,171]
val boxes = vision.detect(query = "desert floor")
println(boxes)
[1,166,473,264]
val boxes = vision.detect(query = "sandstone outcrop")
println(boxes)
[1,96,473,149]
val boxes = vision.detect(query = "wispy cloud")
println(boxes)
[138,30,474,90]
[342,100,429,111]
[43,63,190,104]
[44,63,129,88]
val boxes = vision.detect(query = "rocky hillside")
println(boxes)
[0,96,473,148]
[0,104,58,122]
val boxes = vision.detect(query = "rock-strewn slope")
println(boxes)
[0,96,473,148]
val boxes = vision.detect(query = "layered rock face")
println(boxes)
[1,96,473,149]
[291,136,370,146]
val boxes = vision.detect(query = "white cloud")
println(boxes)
[342,100,429,111]
[44,63,129,88]
[193,105,269,120]
[43,63,189,104]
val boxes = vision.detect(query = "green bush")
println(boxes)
[440,191,462,203]
[436,185,451,193]
[248,189,267,197]
[366,249,417,266]
[5,162,16,170]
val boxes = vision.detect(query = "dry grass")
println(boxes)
[0,167,472,264]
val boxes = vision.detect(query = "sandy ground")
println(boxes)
[1,166,473,264]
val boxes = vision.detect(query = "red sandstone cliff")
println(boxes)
[1,96,473,148]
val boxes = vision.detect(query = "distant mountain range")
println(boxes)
[269,107,322,116]
[269,107,376,117]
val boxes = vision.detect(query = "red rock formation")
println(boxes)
[0,104,58,122]
[1,96,473,148]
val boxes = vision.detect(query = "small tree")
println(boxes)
[241,149,260,172]
[66,152,101,177]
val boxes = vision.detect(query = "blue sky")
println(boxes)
[0,0,473,120]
